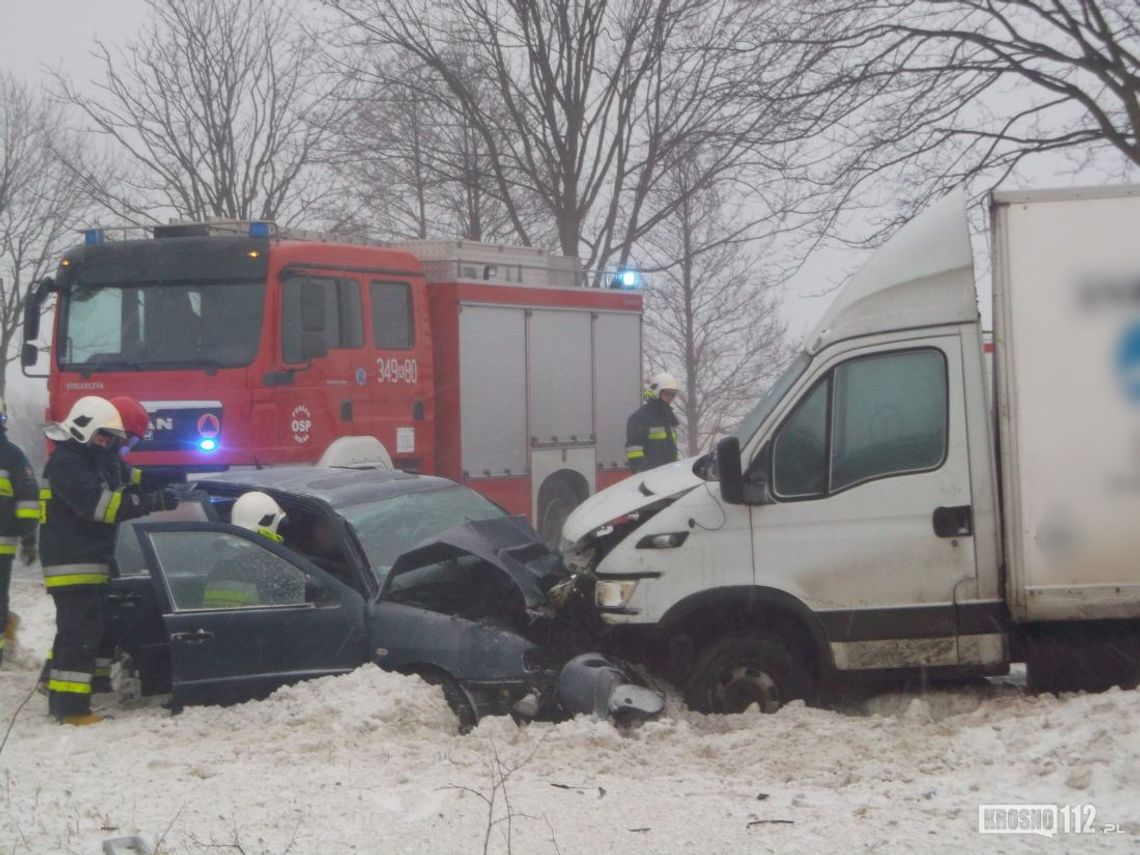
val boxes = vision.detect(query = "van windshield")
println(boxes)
[58,279,267,371]
[733,352,810,446]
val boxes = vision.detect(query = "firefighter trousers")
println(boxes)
[47,585,106,718]
[0,555,11,664]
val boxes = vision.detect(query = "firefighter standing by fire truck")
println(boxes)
[40,396,178,725]
[0,398,40,665]
[625,372,681,473]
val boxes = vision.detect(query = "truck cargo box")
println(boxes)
[992,186,1140,621]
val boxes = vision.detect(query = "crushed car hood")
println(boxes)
[384,515,565,612]
[561,458,704,545]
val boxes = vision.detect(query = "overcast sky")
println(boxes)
[1,1,1132,354]
[0,0,146,86]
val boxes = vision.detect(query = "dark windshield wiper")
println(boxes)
[140,358,224,375]
[74,359,144,377]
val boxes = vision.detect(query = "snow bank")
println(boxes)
[1,578,1136,854]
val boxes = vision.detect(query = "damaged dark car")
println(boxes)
[105,467,663,730]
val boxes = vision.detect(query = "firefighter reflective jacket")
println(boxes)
[625,397,680,473]
[0,430,40,556]
[39,441,154,589]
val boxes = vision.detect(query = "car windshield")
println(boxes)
[340,485,506,582]
[59,279,266,370]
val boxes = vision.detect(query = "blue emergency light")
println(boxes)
[84,228,106,245]
[612,266,642,289]
[198,438,218,452]
[248,221,273,238]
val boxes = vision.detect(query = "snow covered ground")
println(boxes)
[1,573,1137,855]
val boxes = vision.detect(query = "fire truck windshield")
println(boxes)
[58,279,267,371]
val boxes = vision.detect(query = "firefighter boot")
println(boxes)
[60,713,105,726]
[36,658,50,696]
[0,612,17,664]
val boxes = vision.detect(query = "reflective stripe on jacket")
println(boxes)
[625,398,680,473]
[39,441,153,589]
[0,433,40,547]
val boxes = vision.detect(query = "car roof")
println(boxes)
[192,467,464,509]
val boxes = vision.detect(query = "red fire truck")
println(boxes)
[21,221,644,542]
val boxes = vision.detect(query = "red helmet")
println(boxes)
[110,396,150,440]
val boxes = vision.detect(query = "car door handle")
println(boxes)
[933,505,973,537]
[170,629,214,643]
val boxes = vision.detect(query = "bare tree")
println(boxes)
[770,0,1140,239]
[0,73,90,398]
[325,52,526,242]
[54,0,340,224]
[642,163,792,454]
[326,0,817,276]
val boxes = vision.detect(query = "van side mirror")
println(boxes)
[716,435,745,504]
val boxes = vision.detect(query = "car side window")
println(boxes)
[114,500,212,577]
[148,531,308,611]
[771,348,948,499]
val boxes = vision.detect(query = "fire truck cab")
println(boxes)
[22,222,643,542]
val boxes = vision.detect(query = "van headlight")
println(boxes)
[595,579,639,609]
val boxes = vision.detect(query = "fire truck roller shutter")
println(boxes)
[459,306,528,477]
[592,312,642,469]
[527,309,594,445]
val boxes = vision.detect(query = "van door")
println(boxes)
[750,335,980,671]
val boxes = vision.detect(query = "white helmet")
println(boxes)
[45,395,127,444]
[647,372,681,398]
[232,491,288,543]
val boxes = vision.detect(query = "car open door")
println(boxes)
[133,521,370,709]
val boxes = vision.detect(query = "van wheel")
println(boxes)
[685,634,810,714]
[538,480,579,548]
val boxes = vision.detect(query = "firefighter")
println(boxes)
[0,398,40,665]
[202,491,297,608]
[40,396,178,725]
[625,372,681,473]
[90,395,155,691]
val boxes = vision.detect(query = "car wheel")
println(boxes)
[538,480,579,549]
[684,634,811,714]
[417,669,479,734]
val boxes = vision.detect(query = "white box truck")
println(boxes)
[561,185,1140,713]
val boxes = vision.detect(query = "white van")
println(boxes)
[561,185,1140,713]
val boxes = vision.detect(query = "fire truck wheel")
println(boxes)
[538,479,580,549]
